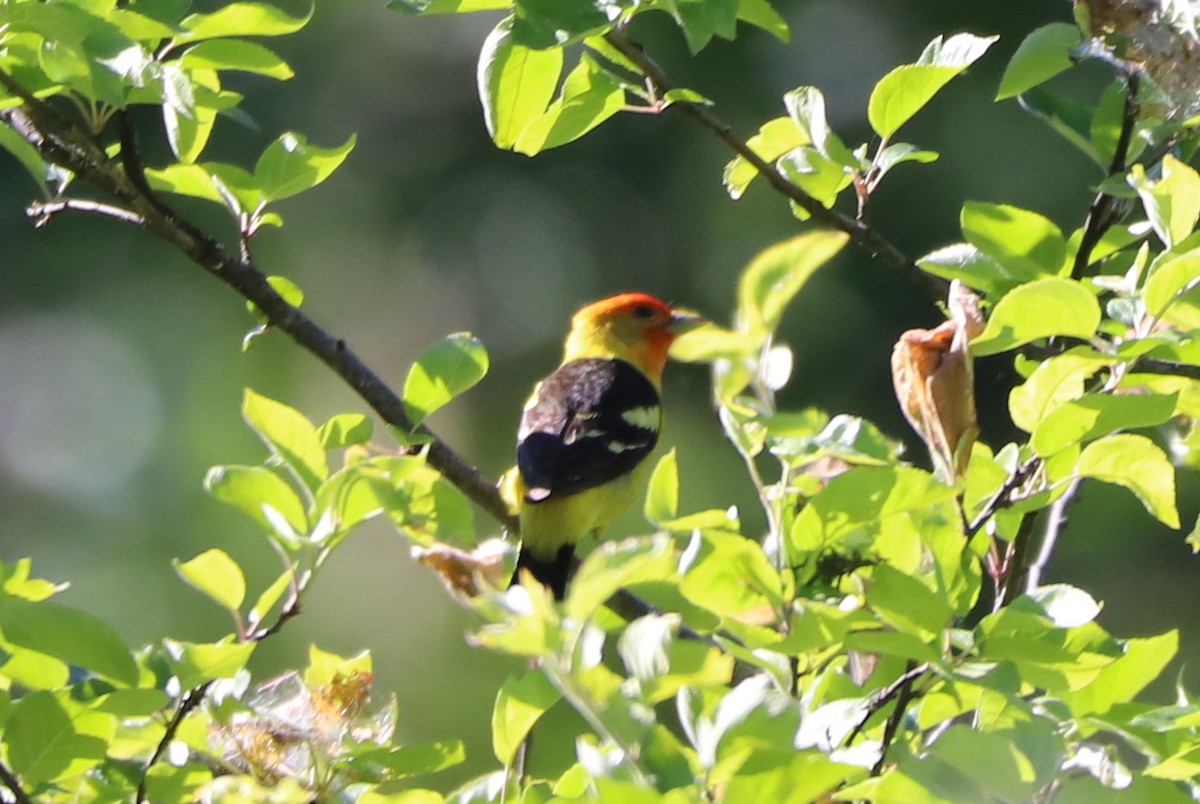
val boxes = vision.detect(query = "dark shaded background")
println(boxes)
[2,0,1196,788]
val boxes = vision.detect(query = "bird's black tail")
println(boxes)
[514,544,575,600]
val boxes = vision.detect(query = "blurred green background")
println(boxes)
[2,0,1197,788]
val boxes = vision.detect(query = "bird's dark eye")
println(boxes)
[632,304,655,319]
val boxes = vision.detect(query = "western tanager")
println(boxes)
[503,293,705,599]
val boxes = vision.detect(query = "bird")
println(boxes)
[501,292,705,599]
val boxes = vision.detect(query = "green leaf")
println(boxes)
[144,163,225,204]
[163,638,256,689]
[737,230,850,337]
[1017,87,1102,166]
[204,464,309,536]
[1143,248,1200,320]
[1028,584,1101,628]
[843,629,940,663]
[925,726,1037,802]
[868,563,952,638]
[679,530,783,619]
[250,570,293,623]
[402,332,489,428]
[5,692,107,786]
[1008,348,1110,433]
[778,146,855,214]
[0,597,137,685]
[737,0,789,42]
[644,449,679,525]
[242,388,329,492]
[317,413,374,448]
[1129,155,1200,249]
[172,548,246,610]
[179,2,312,42]
[347,741,466,778]
[180,39,293,79]
[873,142,938,178]
[961,201,1067,278]
[867,33,997,138]
[513,53,624,155]
[0,124,47,191]
[1077,434,1179,527]
[511,0,611,48]
[996,23,1082,100]
[491,670,561,765]
[1032,392,1178,456]
[478,17,563,150]
[254,131,356,203]
[917,243,1014,295]
[566,536,678,622]
[1,648,69,691]
[723,116,806,200]
[972,278,1101,356]
[305,643,372,687]
[1062,630,1177,716]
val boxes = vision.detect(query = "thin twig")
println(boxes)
[845,660,930,748]
[27,198,144,227]
[0,757,35,804]
[870,660,923,776]
[999,511,1041,608]
[964,457,1040,539]
[136,680,214,804]
[1130,355,1200,380]
[602,29,949,302]
[1022,479,1082,595]
[1071,73,1140,280]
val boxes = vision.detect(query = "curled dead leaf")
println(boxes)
[891,281,983,483]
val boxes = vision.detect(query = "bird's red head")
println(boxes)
[566,292,705,379]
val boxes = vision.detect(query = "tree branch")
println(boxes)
[0,757,34,804]
[603,29,949,302]
[845,660,929,749]
[1071,73,1139,280]
[0,71,517,533]
[136,680,214,804]
[27,198,145,227]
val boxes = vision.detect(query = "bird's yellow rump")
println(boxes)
[501,293,704,598]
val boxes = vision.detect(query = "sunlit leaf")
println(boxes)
[5,692,107,785]
[254,131,356,203]
[317,413,374,448]
[868,33,997,137]
[491,669,560,765]
[1129,155,1200,249]
[179,2,313,42]
[996,23,1081,100]
[1076,434,1179,527]
[961,201,1067,279]
[737,230,850,336]
[973,277,1100,356]
[402,332,489,428]
[164,638,256,689]
[173,548,247,610]
[180,39,293,79]
[204,464,309,534]
[478,17,562,150]
[1032,392,1177,456]
[0,597,137,685]
[242,388,329,492]
[644,449,679,525]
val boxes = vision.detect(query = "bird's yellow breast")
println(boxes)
[504,461,651,559]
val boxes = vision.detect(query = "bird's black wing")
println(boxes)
[516,358,661,502]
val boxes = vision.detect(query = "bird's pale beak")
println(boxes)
[666,309,708,335]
